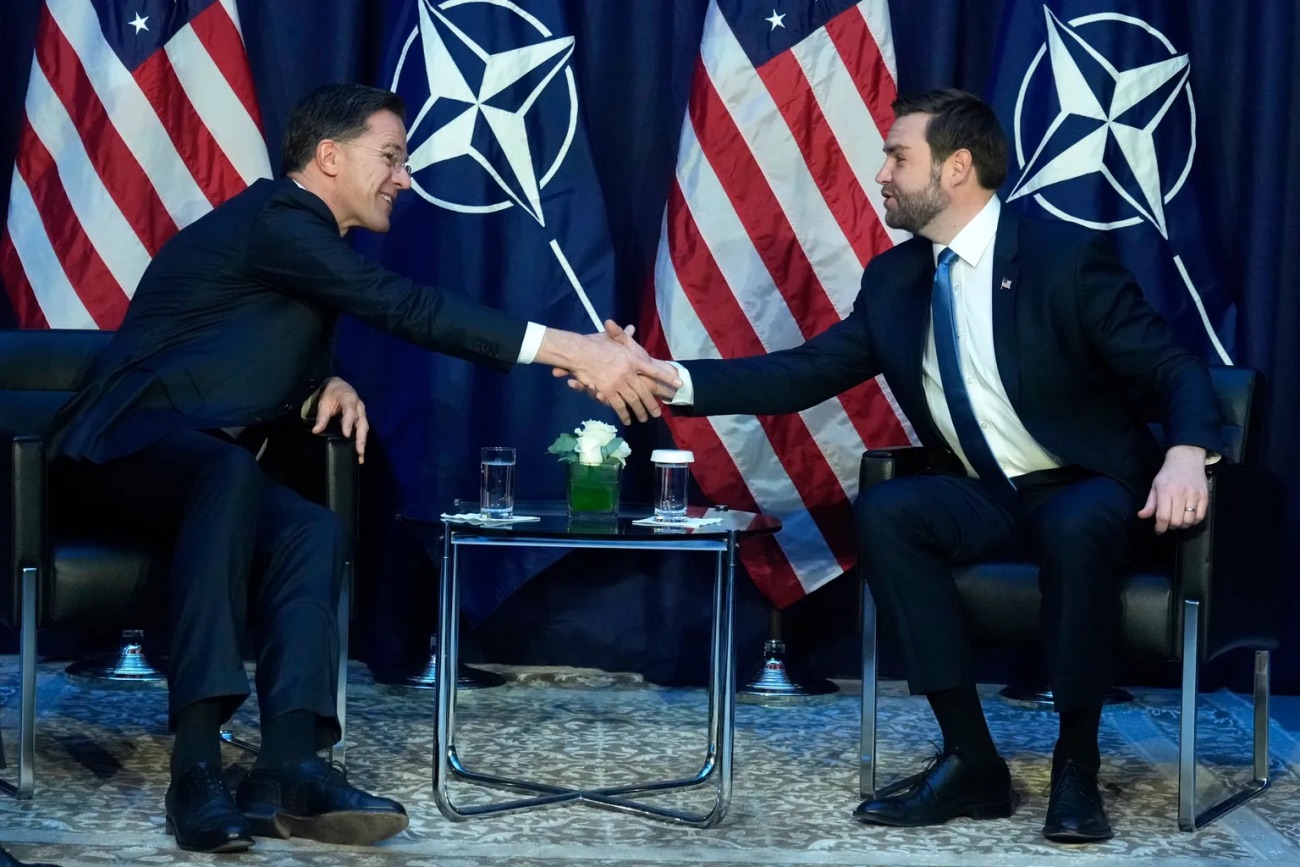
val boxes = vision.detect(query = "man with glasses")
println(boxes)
[49,83,680,854]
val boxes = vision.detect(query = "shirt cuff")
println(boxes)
[667,361,694,406]
[517,322,546,365]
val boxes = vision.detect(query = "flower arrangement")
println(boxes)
[549,420,629,517]
[547,420,631,468]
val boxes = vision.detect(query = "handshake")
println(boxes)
[541,320,679,425]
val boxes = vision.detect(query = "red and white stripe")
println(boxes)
[644,0,915,608]
[1,0,269,330]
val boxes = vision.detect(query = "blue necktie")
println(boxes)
[931,247,1015,503]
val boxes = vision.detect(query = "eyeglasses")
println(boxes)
[342,142,412,177]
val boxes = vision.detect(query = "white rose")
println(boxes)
[577,420,617,448]
[574,420,621,465]
[610,441,631,467]
[577,439,605,465]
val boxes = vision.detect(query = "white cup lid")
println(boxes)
[651,449,694,464]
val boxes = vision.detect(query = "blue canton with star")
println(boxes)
[718,0,859,69]
[88,0,219,71]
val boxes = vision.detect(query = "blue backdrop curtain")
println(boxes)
[0,0,1296,690]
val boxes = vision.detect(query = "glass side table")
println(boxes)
[397,500,780,827]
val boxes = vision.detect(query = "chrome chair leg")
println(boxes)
[329,560,351,768]
[859,584,877,799]
[1178,599,1271,831]
[0,567,38,799]
[1178,600,1199,830]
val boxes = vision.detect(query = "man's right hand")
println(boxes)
[535,321,681,424]
[556,322,679,403]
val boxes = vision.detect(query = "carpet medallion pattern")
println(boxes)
[0,661,1294,866]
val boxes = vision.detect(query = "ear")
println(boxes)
[315,139,344,178]
[945,148,975,187]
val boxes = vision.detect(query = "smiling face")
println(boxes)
[875,112,950,236]
[330,110,412,234]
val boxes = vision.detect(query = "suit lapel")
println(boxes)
[991,205,1021,411]
[895,241,942,444]
[899,243,932,386]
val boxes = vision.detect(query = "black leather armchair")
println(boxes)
[857,366,1285,830]
[0,329,358,798]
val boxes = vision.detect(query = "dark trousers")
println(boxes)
[856,467,1141,712]
[55,429,345,743]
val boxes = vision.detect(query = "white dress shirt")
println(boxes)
[922,196,1060,480]
[669,197,1059,480]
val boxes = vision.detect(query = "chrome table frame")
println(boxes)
[433,518,740,827]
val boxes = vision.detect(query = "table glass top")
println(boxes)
[397,500,782,542]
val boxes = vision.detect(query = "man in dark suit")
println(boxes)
[590,89,1221,843]
[51,83,680,854]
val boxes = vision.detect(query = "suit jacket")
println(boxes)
[54,177,529,463]
[678,206,1223,496]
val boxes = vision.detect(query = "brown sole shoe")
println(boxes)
[249,809,410,846]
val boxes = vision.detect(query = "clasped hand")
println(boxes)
[551,320,681,424]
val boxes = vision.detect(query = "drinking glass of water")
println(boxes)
[650,449,693,520]
[480,447,516,519]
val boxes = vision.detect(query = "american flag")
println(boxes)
[643,0,915,608]
[1,0,270,330]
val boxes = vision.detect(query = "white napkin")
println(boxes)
[440,513,541,525]
[632,516,723,529]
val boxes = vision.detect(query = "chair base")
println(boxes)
[64,629,166,689]
[738,639,838,705]
[374,637,506,694]
[1178,602,1271,830]
[997,686,1134,710]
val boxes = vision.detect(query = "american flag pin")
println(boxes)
[1000,278,1013,290]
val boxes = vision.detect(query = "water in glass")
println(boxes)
[652,449,693,520]
[480,447,515,518]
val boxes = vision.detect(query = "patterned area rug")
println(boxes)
[0,659,1295,866]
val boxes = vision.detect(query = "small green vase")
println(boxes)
[567,462,621,518]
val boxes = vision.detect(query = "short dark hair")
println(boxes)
[891,89,1008,190]
[281,84,406,175]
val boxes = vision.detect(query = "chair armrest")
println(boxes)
[1173,460,1286,660]
[319,426,358,544]
[1,434,46,630]
[860,446,933,491]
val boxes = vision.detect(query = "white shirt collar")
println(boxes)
[932,195,1001,268]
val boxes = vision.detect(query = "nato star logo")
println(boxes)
[389,0,603,330]
[391,0,578,227]
[1008,6,1196,239]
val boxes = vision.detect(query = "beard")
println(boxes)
[883,166,947,234]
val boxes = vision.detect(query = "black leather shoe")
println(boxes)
[0,845,61,866]
[236,758,408,845]
[165,761,255,853]
[1043,760,1113,843]
[853,750,1017,827]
